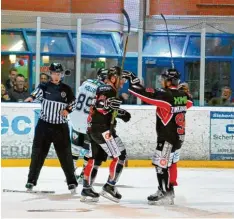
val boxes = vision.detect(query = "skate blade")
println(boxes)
[69,189,77,195]
[99,190,120,203]
[148,198,174,206]
[3,189,55,194]
[80,195,99,203]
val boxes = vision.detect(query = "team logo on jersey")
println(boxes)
[104,132,111,140]
[61,91,66,98]
[159,158,167,167]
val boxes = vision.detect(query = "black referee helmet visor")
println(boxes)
[49,63,64,73]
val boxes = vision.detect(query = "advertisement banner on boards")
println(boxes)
[210,111,234,160]
[1,104,59,158]
[1,103,88,159]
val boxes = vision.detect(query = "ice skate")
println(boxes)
[148,187,174,205]
[80,187,99,202]
[25,183,34,191]
[100,183,122,203]
[68,184,77,195]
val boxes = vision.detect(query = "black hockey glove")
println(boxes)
[117,109,131,122]
[122,70,140,85]
[104,97,122,110]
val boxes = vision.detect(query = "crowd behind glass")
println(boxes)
[1,66,234,106]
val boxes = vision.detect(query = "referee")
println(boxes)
[24,63,78,193]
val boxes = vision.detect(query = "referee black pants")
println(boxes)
[27,119,77,186]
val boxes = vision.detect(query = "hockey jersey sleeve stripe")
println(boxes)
[186,100,193,109]
[31,87,43,100]
[66,99,77,113]
[128,89,171,111]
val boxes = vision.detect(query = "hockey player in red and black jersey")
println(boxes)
[81,66,131,203]
[122,69,193,205]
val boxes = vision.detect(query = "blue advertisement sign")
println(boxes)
[210,111,234,160]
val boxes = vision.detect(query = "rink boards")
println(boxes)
[1,103,234,168]
[1,159,234,168]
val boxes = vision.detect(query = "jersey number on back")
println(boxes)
[175,113,185,135]
[76,93,93,114]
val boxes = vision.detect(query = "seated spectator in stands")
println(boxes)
[8,74,29,102]
[208,86,234,106]
[1,84,11,102]
[40,73,49,84]
[5,68,17,90]
[119,92,129,104]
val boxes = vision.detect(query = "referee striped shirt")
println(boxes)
[31,82,76,124]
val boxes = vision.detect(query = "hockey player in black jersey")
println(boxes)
[122,69,193,205]
[80,66,131,203]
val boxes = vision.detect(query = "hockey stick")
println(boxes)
[110,9,131,135]
[161,14,174,69]
[3,189,55,194]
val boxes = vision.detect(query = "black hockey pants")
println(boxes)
[27,119,77,186]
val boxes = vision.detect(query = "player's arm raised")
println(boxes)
[122,71,171,111]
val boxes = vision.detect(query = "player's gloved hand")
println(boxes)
[178,82,193,98]
[122,70,140,85]
[117,109,131,122]
[105,97,122,110]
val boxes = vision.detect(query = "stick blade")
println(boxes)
[122,9,131,33]
[3,189,55,194]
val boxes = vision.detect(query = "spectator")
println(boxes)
[40,73,49,84]
[119,92,129,104]
[5,68,17,90]
[208,86,234,106]
[1,84,11,102]
[8,74,29,102]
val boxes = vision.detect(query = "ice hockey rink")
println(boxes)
[1,167,234,218]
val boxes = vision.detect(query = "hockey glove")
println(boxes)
[117,109,131,122]
[104,97,122,110]
[122,70,140,85]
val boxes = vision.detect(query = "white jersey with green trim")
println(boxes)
[70,79,104,134]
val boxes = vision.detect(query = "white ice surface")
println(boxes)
[1,167,234,218]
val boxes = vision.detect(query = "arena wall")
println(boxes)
[1,103,234,168]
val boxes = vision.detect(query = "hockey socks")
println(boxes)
[83,159,99,187]
[156,168,169,192]
[169,163,178,186]
[107,158,124,185]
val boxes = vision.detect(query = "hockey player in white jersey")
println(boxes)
[70,69,108,182]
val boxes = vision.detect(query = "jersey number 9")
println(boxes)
[175,113,185,135]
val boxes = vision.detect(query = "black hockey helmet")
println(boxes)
[97,68,108,82]
[49,63,64,73]
[107,66,121,80]
[161,68,180,86]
